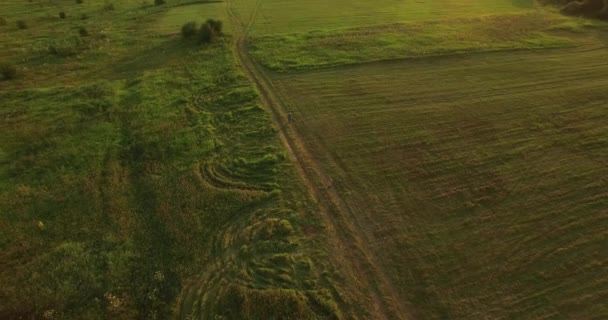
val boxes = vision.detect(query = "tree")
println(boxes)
[198,19,223,43]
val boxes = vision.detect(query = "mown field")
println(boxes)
[0,1,357,319]
[231,0,608,318]
[271,47,608,318]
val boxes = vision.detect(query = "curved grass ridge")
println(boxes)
[173,51,343,319]
[177,206,341,319]
[250,12,586,71]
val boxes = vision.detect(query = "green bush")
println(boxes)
[543,0,608,19]
[79,27,89,37]
[181,21,197,38]
[0,17,7,26]
[206,19,223,34]
[199,23,216,43]
[0,64,17,81]
[76,0,84,3]
[155,0,166,5]
[198,19,223,43]
[59,11,66,19]
[16,20,27,29]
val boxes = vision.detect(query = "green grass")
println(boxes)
[233,0,536,35]
[270,46,608,319]
[251,12,585,71]
[3,0,608,318]
[0,0,344,319]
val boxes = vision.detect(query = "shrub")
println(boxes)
[198,19,223,43]
[544,0,608,18]
[206,18,223,34]
[76,0,84,3]
[16,20,27,29]
[59,11,66,19]
[155,0,166,5]
[0,17,7,26]
[81,14,89,20]
[199,23,216,43]
[181,21,197,38]
[78,27,88,37]
[0,64,17,81]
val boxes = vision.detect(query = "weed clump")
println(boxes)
[76,0,84,3]
[155,0,166,5]
[48,37,88,57]
[78,27,89,37]
[59,11,66,19]
[16,20,27,29]
[0,64,17,81]
[0,17,7,26]
[181,21,197,38]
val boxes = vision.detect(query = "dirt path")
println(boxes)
[225,2,410,319]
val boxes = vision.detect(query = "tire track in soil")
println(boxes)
[225,1,410,319]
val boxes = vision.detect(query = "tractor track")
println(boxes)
[226,1,409,319]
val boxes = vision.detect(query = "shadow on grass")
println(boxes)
[108,39,201,79]
[173,0,224,7]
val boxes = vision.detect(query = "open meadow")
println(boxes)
[1,1,352,319]
[1,0,607,319]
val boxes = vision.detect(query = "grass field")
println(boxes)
[271,46,608,318]
[0,1,349,319]
[250,12,583,71]
[237,0,537,35]
[2,0,608,318]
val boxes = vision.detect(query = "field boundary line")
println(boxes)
[225,1,411,319]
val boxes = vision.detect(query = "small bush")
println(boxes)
[198,19,223,43]
[81,14,89,20]
[199,23,216,43]
[545,0,608,19]
[16,20,27,29]
[0,64,17,81]
[206,19,223,34]
[181,21,197,38]
[155,0,166,5]
[0,17,7,26]
[59,12,66,19]
[76,0,84,3]
[78,27,88,37]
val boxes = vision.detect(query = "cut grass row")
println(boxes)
[270,46,608,319]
